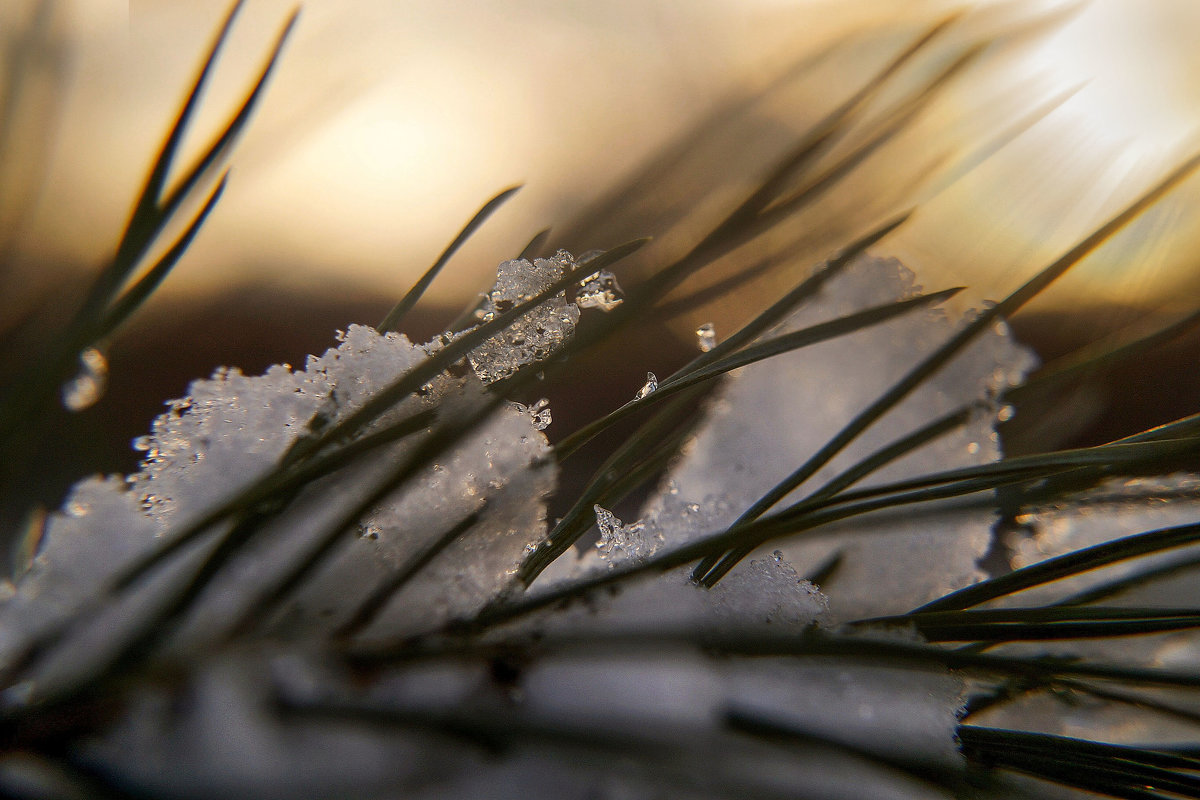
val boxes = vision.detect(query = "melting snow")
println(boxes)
[637,254,1038,620]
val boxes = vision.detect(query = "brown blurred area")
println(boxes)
[4,0,1200,517]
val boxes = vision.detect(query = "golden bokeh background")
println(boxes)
[5,0,1199,319]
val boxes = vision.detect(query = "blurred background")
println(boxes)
[3,0,1200,512]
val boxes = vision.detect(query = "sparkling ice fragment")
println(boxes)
[574,269,624,312]
[635,372,658,400]
[467,250,581,384]
[511,398,552,431]
[593,504,653,565]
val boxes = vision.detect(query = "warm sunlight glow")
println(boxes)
[11,0,1200,313]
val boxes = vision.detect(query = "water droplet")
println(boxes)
[61,347,108,411]
[65,498,89,518]
[132,435,152,452]
[359,522,382,540]
[996,404,1015,423]
[575,270,624,312]
[635,372,658,400]
[695,322,717,352]
[966,442,980,454]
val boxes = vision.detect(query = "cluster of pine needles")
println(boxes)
[3,2,1200,798]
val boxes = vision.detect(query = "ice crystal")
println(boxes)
[592,504,658,565]
[511,398,551,431]
[466,250,581,384]
[574,269,624,312]
[634,371,658,400]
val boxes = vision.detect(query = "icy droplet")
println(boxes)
[512,398,552,431]
[635,372,658,400]
[695,322,717,352]
[575,270,624,312]
[61,347,108,411]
